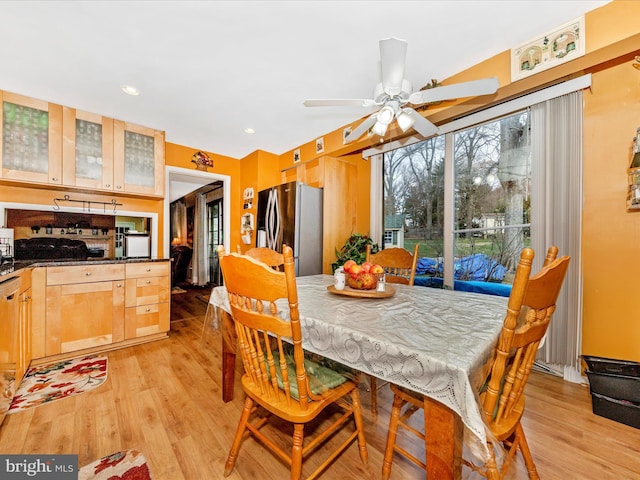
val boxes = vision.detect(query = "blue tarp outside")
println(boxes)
[416,253,506,282]
[414,253,511,297]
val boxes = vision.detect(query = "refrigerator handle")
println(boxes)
[266,189,276,250]
[265,190,272,248]
[273,189,280,250]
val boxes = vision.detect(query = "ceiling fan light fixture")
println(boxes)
[371,120,389,136]
[377,104,396,126]
[396,109,415,132]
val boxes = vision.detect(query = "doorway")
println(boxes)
[163,166,231,281]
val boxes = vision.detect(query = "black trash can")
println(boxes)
[583,355,640,429]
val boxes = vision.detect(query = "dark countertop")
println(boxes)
[19,257,170,268]
[4,257,171,279]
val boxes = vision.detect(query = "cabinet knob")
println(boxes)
[146,280,151,284]
[105,184,111,188]
[51,177,59,182]
[116,283,122,288]
[145,308,151,312]
[85,272,91,276]
[116,185,122,189]
[146,268,151,272]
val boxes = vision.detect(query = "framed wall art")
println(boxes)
[511,16,585,82]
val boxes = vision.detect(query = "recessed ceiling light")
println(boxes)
[244,128,255,134]
[121,85,140,96]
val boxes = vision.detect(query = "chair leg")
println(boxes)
[291,423,304,480]
[382,392,405,480]
[484,441,500,480]
[224,396,253,477]
[351,388,369,464]
[514,422,539,480]
[370,375,378,415]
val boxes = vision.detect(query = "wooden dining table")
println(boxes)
[208,274,508,479]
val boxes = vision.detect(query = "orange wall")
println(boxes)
[235,149,280,253]
[164,142,243,250]
[582,61,640,360]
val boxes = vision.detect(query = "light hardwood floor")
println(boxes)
[1,286,639,479]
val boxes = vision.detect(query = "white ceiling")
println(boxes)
[0,1,610,160]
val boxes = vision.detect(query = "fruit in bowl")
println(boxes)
[343,261,384,290]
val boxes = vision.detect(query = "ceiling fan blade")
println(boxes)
[404,108,438,137]
[304,99,376,107]
[408,77,500,105]
[379,37,408,96]
[345,114,378,143]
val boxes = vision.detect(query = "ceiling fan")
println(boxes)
[304,37,500,143]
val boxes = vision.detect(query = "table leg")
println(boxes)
[219,308,237,403]
[423,396,463,479]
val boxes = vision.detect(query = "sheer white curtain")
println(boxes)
[170,200,187,245]
[530,90,584,382]
[192,193,209,286]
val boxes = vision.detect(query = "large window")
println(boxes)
[383,110,531,292]
[375,77,587,375]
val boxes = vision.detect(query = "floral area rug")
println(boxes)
[79,450,153,480]
[8,354,108,413]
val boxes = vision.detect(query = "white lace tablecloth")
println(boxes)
[210,274,507,457]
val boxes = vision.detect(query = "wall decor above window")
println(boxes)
[511,16,585,82]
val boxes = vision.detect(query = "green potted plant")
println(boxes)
[332,233,379,273]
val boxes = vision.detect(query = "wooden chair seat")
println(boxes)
[382,246,570,480]
[218,244,368,480]
[242,374,357,423]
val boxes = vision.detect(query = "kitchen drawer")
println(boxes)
[125,302,170,339]
[47,264,124,285]
[126,262,170,279]
[125,276,170,307]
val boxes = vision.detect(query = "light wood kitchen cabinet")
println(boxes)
[62,107,115,191]
[1,90,165,198]
[0,270,32,425]
[0,91,63,185]
[16,271,32,384]
[45,264,125,356]
[124,262,170,339]
[30,261,170,362]
[113,120,165,197]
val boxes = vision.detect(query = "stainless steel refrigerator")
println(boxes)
[256,181,323,276]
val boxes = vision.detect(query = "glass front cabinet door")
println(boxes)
[0,91,63,185]
[62,107,115,191]
[113,120,165,197]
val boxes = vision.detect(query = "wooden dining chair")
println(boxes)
[218,244,368,480]
[382,247,570,480]
[365,243,420,415]
[236,245,285,271]
[365,243,419,286]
